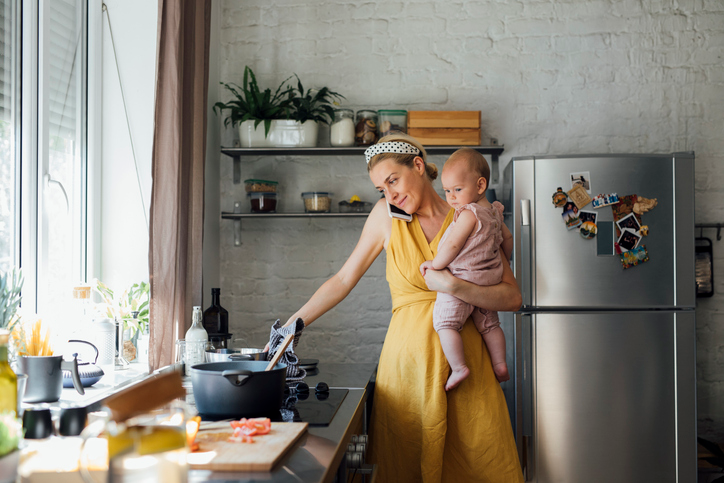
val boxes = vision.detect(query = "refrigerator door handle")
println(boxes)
[520,200,532,307]
[522,313,534,481]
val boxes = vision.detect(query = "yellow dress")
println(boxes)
[369,210,524,483]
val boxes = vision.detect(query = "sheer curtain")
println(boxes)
[149,0,211,371]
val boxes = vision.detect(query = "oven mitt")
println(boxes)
[268,318,306,382]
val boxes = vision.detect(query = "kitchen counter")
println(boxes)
[189,362,378,483]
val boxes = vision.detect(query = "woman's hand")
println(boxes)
[423,267,456,294]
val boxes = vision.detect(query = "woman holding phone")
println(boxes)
[281,133,523,482]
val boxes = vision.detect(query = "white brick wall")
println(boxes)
[216,0,724,440]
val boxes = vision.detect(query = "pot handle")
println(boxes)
[228,354,253,361]
[221,370,253,387]
[69,339,100,364]
[61,356,85,395]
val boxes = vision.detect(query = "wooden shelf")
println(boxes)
[221,145,505,184]
[222,211,369,219]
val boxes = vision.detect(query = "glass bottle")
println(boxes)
[0,329,17,416]
[203,288,229,348]
[184,307,208,367]
[329,108,355,147]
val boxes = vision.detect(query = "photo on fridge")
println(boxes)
[617,228,642,251]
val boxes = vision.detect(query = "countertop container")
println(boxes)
[378,109,407,137]
[302,192,333,213]
[338,200,373,213]
[188,361,287,418]
[330,109,355,147]
[244,179,278,193]
[354,110,378,146]
[248,192,277,213]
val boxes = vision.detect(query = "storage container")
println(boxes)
[302,192,333,213]
[248,192,277,213]
[354,110,378,146]
[338,200,373,213]
[378,110,407,137]
[407,110,481,146]
[329,109,355,147]
[244,179,278,193]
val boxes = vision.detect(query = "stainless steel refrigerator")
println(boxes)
[499,153,696,483]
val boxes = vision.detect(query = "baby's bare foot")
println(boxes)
[445,365,470,391]
[493,362,510,382]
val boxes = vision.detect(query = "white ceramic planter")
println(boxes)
[238,120,274,148]
[269,120,319,148]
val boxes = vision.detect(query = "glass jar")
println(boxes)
[355,110,379,146]
[378,110,407,137]
[301,192,333,213]
[329,109,355,147]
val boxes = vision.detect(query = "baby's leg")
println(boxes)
[433,293,474,391]
[437,329,470,391]
[473,308,509,382]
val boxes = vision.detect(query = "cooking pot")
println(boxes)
[188,361,286,418]
[204,348,266,363]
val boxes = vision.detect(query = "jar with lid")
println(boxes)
[378,110,408,137]
[330,109,355,147]
[355,110,379,146]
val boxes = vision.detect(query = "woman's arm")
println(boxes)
[283,199,388,328]
[423,251,522,312]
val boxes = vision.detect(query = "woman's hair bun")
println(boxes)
[426,162,438,181]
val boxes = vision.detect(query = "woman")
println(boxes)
[282,133,523,482]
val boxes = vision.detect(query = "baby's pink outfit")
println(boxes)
[432,201,505,334]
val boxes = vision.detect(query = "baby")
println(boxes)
[420,148,513,391]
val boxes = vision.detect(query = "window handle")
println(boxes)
[44,173,70,214]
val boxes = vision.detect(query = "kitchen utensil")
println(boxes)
[102,368,185,423]
[266,333,294,371]
[58,405,87,436]
[187,422,308,471]
[63,340,105,388]
[189,361,287,418]
[19,354,84,403]
[22,407,54,439]
[205,348,266,363]
[15,374,27,415]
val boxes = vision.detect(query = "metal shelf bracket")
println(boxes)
[233,202,242,246]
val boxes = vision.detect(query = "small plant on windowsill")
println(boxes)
[94,280,149,353]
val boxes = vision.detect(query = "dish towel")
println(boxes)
[268,318,306,382]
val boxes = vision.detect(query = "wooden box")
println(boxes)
[407,111,481,146]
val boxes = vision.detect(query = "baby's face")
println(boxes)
[441,161,483,209]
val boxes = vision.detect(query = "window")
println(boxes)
[0,0,89,315]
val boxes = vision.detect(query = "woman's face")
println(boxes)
[441,161,484,209]
[369,157,425,214]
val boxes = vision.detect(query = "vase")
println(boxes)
[238,120,274,147]
[0,450,19,483]
[269,120,319,147]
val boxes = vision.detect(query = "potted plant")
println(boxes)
[94,280,149,362]
[0,268,23,360]
[272,75,345,147]
[213,66,292,147]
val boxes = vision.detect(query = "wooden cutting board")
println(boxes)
[187,422,308,471]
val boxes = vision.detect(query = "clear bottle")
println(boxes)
[329,108,355,147]
[0,329,17,416]
[203,288,229,348]
[184,307,208,367]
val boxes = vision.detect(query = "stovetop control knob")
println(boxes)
[345,451,364,469]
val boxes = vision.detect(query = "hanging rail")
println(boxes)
[695,223,723,241]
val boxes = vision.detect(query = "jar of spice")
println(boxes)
[330,109,355,147]
[355,110,379,146]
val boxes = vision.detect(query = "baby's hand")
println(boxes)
[420,260,435,277]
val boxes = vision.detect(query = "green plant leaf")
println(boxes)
[710,476,724,483]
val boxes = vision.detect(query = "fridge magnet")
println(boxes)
[633,196,658,215]
[580,221,597,239]
[562,202,582,230]
[552,187,568,207]
[591,193,619,209]
[640,225,649,236]
[617,228,642,251]
[616,213,641,233]
[620,245,649,269]
[567,185,592,209]
[570,171,592,194]
[579,210,597,225]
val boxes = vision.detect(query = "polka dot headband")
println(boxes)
[364,142,421,164]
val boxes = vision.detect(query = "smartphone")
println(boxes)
[387,200,412,222]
